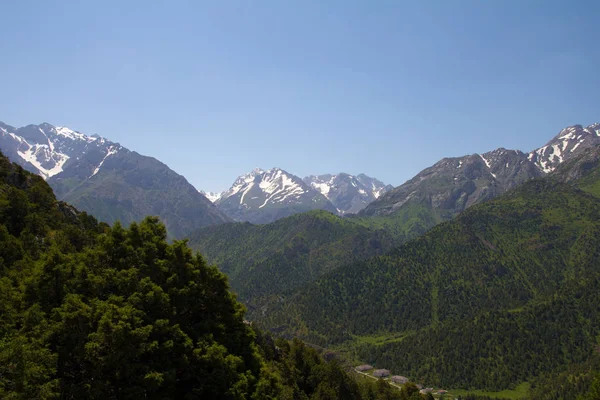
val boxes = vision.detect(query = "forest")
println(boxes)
[255,174,600,396]
[2,145,600,399]
[0,151,436,399]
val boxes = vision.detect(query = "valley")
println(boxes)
[3,3,600,398]
[1,121,600,399]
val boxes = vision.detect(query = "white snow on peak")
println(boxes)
[54,126,97,143]
[258,170,306,208]
[90,146,119,177]
[550,144,564,164]
[479,154,492,169]
[558,127,577,140]
[531,145,554,173]
[17,144,70,179]
[220,168,310,209]
[311,182,331,196]
[201,191,224,203]
[373,187,387,199]
[571,141,581,153]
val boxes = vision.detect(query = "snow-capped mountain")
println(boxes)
[200,190,224,203]
[0,121,119,179]
[303,173,393,214]
[528,123,600,173]
[360,122,599,220]
[216,168,337,223]
[0,121,230,237]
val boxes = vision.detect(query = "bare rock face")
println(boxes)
[303,173,393,215]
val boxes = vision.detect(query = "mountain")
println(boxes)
[0,150,403,400]
[361,148,542,218]
[0,121,230,238]
[259,150,600,392]
[215,167,338,224]
[359,123,600,237]
[303,173,393,214]
[199,190,223,203]
[529,123,600,173]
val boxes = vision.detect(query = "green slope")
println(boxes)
[188,210,399,317]
[258,170,600,391]
[0,151,409,400]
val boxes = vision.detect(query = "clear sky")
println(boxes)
[1,1,599,192]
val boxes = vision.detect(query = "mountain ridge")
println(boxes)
[303,172,393,214]
[0,120,231,238]
[360,123,600,224]
[214,167,339,224]
[258,151,600,390]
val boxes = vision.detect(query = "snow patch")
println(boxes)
[91,146,119,177]
[17,145,70,179]
[201,191,224,203]
[479,154,492,169]
[311,182,331,197]
[550,144,564,164]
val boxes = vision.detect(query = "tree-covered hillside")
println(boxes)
[258,162,600,393]
[188,210,398,317]
[0,151,415,399]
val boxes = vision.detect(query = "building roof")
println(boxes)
[373,369,390,376]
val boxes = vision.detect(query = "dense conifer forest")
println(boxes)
[3,145,600,399]
[0,150,436,399]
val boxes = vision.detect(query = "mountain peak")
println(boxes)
[303,173,392,214]
[217,168,337,223]
[529,124,600,173]
[0,120,231,238]
[200,190,224,203]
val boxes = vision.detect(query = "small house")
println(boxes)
[391,375,409,384]
[355,365,373,372]
[437,389,448,394]
[373,369,390,378]
[419,388,433,394]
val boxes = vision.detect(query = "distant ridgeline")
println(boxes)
[0,149,451,399]
[0,121,230,239]
[255,146,600,397]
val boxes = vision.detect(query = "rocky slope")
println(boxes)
[0,121,230,238]
[303,173,392,214]
[360,123,600,220]
[215,168,338,224]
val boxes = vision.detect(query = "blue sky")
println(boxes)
[1,1,599,192]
